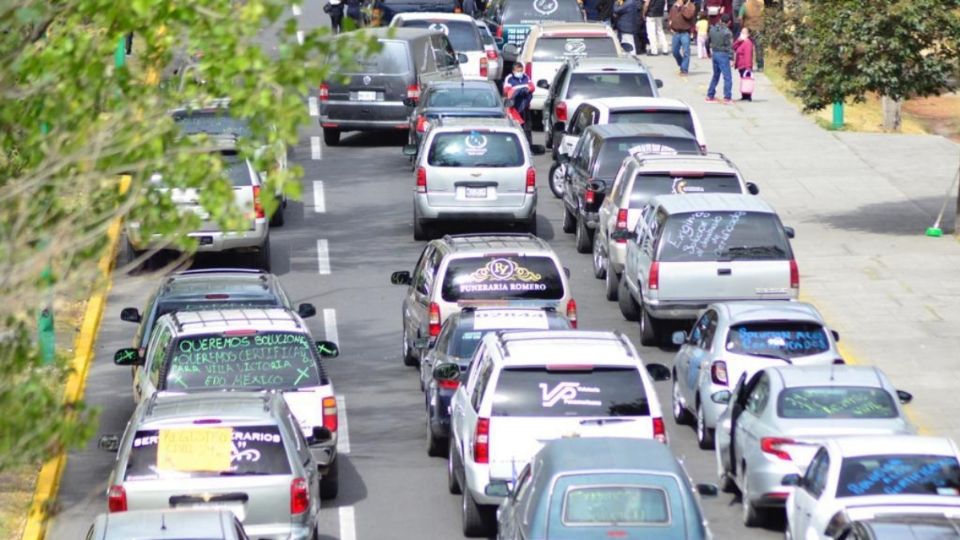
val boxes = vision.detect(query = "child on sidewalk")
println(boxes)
[733,28,755,101]
[695,12,708,59]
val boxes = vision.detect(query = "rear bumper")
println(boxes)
[746,460,801,508]
[244,522,315,540]
[320,101,410,131]
[127,221,268,252]
[464,461,504,506]
[644,299,706,320]
[608,241,627,274]
[414,193,536,222]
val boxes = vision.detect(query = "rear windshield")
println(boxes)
[441,256,565,302]
[532,37,616,61]
[222,154,254,187]
[399,20,482,50]
[428,132,523,167]
[164,332,322,391]
[836,455,960,498]
[491,367,649,417]
[448,313,570,358]
[352,41,410,74]
[610,110,696,135]
[124,425,291,480]
[173,113,252,138]
[564,486,670,525]
[629,174,742,207]
[778,386,898,419]
[568,73,655,100]
[726,322,830,358]
[595,137,700,177]
[503,0,585,23]
[658,211,791,262]
[426,87,500,108]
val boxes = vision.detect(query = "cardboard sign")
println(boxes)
[158,427,233,472]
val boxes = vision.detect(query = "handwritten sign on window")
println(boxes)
[663,211,745,260]
[778,387,897,419]
[839,456,960,497]
[157,427,233,472]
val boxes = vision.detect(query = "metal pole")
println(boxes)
[832,101,844,129]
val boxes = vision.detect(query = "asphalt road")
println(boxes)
[48,5,785,539]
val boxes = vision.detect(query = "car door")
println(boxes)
[626,205,656,293]
[544,63,568,133]
[677,311,712,407]
[290,412,320,512]
[404,245,435,348]
[453,350,491,460]
[734,373,772,480]
[561,104,596,156]
[790,448,829,538]
[429,34,463,83]
[729,371,762,476]
[716,373,745,474]
[136,323,173,402]
[498,462,532,539]
[563,131,592,214]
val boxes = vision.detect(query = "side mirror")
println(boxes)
[311,426,333,444]
[557,153,571,164]
[610,229,637,242]
[433,362,462,382]
[120,307,141,323]
[390,270,412,285]
[784,226,796,239]
[485,481,511,498]
[831,329,840,342]
[671,330,687,346]
[655,79,664,89]
[402,97,417,107]
[530,144,546,156]
[563,267,571,278]
[896,389,913,404]
[645,363,671,382]
[98,435,121,452]
[501,43,519,60]
[695,483,719,497]
[114,348,142,366]
[414,337,432,349]
[781,473,801,487]
[536,79,550,90]
[298,303,317,318]
[315,340,340,358]
[620,41,634,53]
[402,144,418,157]
[457,52,469,64]
[711,390,732,404]
[746,182,759,195]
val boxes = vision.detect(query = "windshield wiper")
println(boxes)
[579,418,636,426]
[748,352,793,363]
[718,245,786,261]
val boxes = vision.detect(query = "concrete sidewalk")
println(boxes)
[641,52,960,439]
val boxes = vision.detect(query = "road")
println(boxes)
[48,4,786,539]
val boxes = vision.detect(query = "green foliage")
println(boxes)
[767,0,960,112]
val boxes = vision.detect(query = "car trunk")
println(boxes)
[777,420,915,472]
[326,73,411,122]
[169,187,255,233]
[282,387,328,439]
[657,260,792,302]
[426,165,527,208]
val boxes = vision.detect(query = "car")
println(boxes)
[448,329,671,536]
[124,138,272,270]
[390,233,576,367]
[540,56,664,158]
[372,0,461,25]
[671,301,844,450]
[118,268,316,354]
[494,438,718,540]
[319,28,464,146]
[390,13,489,80]
[715,364,916,527]
[405,80,505,151]
[480,0,586,50]
[98,392,322,539]
[86,509,249,540]
[596,152,758,301]
[829,513,960,539]
[475,21,503,81]
[559,124,702,254]
[783,435,960,540]
[418,307,572,455]
[112,308,343,498]
[615,193,798,346]
[404,117,537,239]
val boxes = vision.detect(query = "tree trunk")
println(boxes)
[881,95,902,132]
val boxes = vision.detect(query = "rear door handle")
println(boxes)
[718,268,732,275]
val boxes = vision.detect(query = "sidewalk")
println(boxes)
[641,52,960,439]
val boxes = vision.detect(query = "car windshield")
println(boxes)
[726,321,830,358]
[448,312,570,358]
[532,37,616,61]
[492,367,649,417]
[836,455,960,498]
[629,174,743,208]
[428,131,523,167]
[426,87,500,108]
[164,332,322,391]
[441,256,565,302]
[564,486,670,525]
[173,112,252,138]
[351,41,410,74]
[595,137,700,177]
[503,0,585,24]
[567,72,655,99]
[399,20,482,50]
[124,425,291,480]
[610,110,696,135]
[658,211,791,262]
[778,386,898,419]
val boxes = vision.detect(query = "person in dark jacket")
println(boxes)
[705,12,734,102]
[613,0,639,51]
[597,0,615,24]
[346,0,362,27]
[326,0,345,33]
[583,0,602,20]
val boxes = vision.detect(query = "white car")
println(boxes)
[447,329,671,537]
[784,435,960,540]
[475,20,502,82]
[390,13,489,80]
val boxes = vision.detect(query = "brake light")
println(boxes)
[107,485,127,512]
[496,26,503,39]
[415,115,428,133]
[653,417,667,444]
[789,259,800,289]
[761,437,794,461]
[710,360,728,385]
[585,185,596,204]
[319,83,329,102]
[407,84,420,101]
[322,396,338,432]
[253,186,265,219]
[556,101,567,122]
[428,302,441,337]
[524,62,532,78]
[615,209,628,243]
[480,57,488,78]
[438,378,460,390]
[474,417,490,463]
[486,49,498,60]
[290,477,310,514]
[224,328,257,336]
[648,261,659,290]
[566,299,577,328]
[416,167,427,194]
[526,167,536,194]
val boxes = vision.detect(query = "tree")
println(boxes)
[767,0,960,130]
[0,1,378,472]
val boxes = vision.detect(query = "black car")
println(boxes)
[418,307,571,456]
[559,123,701,253]
[119,268,316,353]
[406,80,506,151]
[832,513,960,540]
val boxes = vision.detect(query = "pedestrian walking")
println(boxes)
[325,0,345,33]
[643,0,669,55]
[668,0,696,75]
[731,0,745,36]
[705,13,734,103]
[345,0,362,28]
[598,0,615,25]
[733,28,755,100]
[583,0,602,22]
[613,0,639,53]
[739,0,764,71]
[695,12,708,58]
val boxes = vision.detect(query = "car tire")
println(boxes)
[562,206,576,234]
[426,413,447,457]
[323,127,340,146]
[639,301,659,346]
[253,239,271,271]
[672,374,693,425]
[402,331,418,367]
[447,442,462,495]
[741,469,763,527]
[719,471,736,493]
[548,163,565,199]
[462,489,493,537]
[575,216,593,254]
[605,267,619,301]
[592,240,606,279]
[696,399,715,450]
[525,212,538,236]
[618,276,640,322]
[319,457,339,500]
[531,110,544,131]
[413,207,430,241]
[270,197,285,227]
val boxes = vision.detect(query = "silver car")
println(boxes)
[406,117,536,240]
[714,365,916,528]
[671,301,842,449]
[86,509,248,539]
[99,392,322,540]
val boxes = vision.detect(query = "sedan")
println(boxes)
[405,80,505,153]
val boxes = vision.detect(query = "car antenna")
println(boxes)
[161,513,167,530]
[829,360,835,382]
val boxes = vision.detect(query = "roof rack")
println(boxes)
[442,233,548,251]
[177,268,267,276]
[175,307,303,330]
[628,150,737,167]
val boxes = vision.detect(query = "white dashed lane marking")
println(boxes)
[336,395,350,454]
[339,506,356,540]
[323,308,339,346]
[311,136,322,160]
[292,3,302,15]
[308,96,319,117]
[317,239,331,275]
[313,180,326,213]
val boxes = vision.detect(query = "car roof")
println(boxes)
[362,27,439,40]
[162,308,304,335]
[96,509,231,538]
[394,12,477,22]
[434,117,517,130]
[650,193,776,214]
[627,153,738,175]
[535,22,612,35]
[571,55,645,71]
[538,437,683,476]
[586,123,695,140]
[712,301,824,324]
[427,80,499,91]
[829,435,957,458]
[771,365,886,389]
[584,96,691,111]
[496,330,635,366]
[142,392,281,425]
[439,233,553,254]
[158,270,279,301]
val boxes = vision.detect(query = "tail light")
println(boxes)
[566,299,577,328]
[653,417,667,444]
[524,62,532,78]
[486,49,498,60]
[496,26,503,40]
[438,378,460,391]
[415,115,428,133]
[526,167,536,194]
[107,485,127,512]
[319,83,329,102]
[416,167,427,194]
[428,302,441,337]
[710,360,728,385]
[290,477,310,514]
[253,186,265,219]
[789,259,800,290]
[615,209,628,243]
[556,101,568,122]
[585,184,596,204]
[322,396,338,432]
[479,57,488,78]
[761,437,794,461]
[407,84,420,101]
[473,417,490,463]
[648,261,659,290]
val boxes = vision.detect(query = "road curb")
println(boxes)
[20,217,124,540]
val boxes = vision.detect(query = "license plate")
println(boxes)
[356,91,377,101]
[465,187,487,198]
[198,236,213,245]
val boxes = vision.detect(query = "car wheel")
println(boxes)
[617,276,640,321]
[592,239,606,279]
[741,469,763,527]
[462,489,494,537]
[402,330,418,367]
[639,300,658,346]
[575,216,593,254]
[319,457,339,500]
[548,163,565,199]
[696,399,715,450]
[413,207,430,241]
[447,442,462,495]
[719,470,737,493]
[253,239,271,271]
[323,127,340,146]
[605,267,619,301]
[672,374,693,425]
[426,412,447,457]
[562,206,576,234]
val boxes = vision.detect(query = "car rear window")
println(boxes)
[629,174,743,207]
[156,300,280,321]
[778,387,898,419]
[532,37,616,61]
[563,486,670,525]
[658,211,791,262]
[836,455,960,498]
[609,110,696,135]
[426,87,500,108]
[124,425,291,480]
[726,321,830,358]
[503,0,585,24]
[568,73,655,100]
[441,256,565,302]
[595,137,700,177]
[428,131,523,167]
[491,367,649,417]
[399,20,482,50]
[448,312,570,358]
[352,41,410,74]
[164,332,323,391]
[221,153,254,187]
[173,112,252,138]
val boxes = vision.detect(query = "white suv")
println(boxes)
[447,330,671,537]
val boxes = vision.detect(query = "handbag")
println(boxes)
[740,69,755,95]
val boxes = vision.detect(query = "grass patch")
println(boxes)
[0,467,38,539]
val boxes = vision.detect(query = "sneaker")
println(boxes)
[722,99,734,105]
[705,97,718,103]
[679,70,688,76]
[662,51,670,56]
